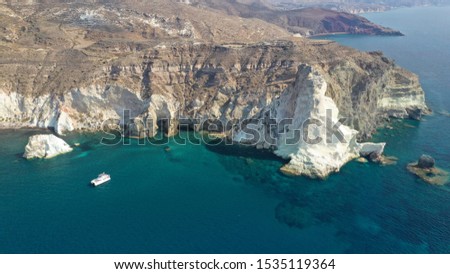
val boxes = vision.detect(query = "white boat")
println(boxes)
[91,173,111,187]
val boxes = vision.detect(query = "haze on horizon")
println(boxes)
[267,0,450,4]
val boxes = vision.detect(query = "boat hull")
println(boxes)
[91,174,111,187]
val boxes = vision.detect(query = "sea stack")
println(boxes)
[23,134,73,159]
[234,65,388,179]
[407,155,449,185]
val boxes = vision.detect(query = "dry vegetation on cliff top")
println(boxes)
[0,0,407,95]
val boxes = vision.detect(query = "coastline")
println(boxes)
[308,32,350,38]
[359,4,450,15]
[2,4,450,254]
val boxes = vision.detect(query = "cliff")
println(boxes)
[0,1,429,177]
[233,64,387,178]
[0,39,427,139]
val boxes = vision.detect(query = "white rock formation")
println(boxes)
[358,142,386,157]
[234,65,386,179]
[23,134,73,159]
[0,85,150,134]
[55,112,74,135]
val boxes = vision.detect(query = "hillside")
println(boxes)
[186,0,403,36]
[1,0,403,36]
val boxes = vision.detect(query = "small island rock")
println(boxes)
[407,155,448,185]
[23,134,73,159]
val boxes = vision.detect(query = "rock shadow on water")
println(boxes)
[205,140,309,197]
[273,182,357,230]
[354,215,382,236]
[64,132,116,150]
[437,110,450,117]
[205,140,287,163]
[76,142,96,151]
[72,151,90,159]
[380,156,398,166]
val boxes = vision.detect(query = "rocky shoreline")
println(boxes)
[4,61,427,178]
[0,1,430,178]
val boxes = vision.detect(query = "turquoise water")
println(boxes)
[1,6,450,254]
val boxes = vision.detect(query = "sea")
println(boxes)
[0,6,449,254]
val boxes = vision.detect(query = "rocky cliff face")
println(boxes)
[0,1,429,177]
[233,64,378,178]
[0,40,427,139]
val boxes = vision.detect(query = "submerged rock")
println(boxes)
[23,134,73,159]
[368,152,383,163]
[379,156,398,166]
[356,157,369,163]
[407,155,449,185]
[356,154,396,165]
[245,158,255,165]
[275,201,316,229]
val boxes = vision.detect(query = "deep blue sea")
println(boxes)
[1,6,450,254]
